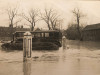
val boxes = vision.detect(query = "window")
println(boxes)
[34,33,41,37]
[45,33,49,37]
[42,33,44,37]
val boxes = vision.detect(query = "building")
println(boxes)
[82,23,100,41]
[0,27,30,41]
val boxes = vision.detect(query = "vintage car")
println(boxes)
[1,30,62,50]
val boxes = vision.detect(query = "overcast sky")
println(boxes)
[0,0,100,29]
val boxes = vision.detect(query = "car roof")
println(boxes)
[14,30,60,33]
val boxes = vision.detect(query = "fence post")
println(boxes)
[23,31,32,62]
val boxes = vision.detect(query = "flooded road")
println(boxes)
[0,40,100,75]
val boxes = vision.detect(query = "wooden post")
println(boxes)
[62,36,66,50]
[23,31,32,61]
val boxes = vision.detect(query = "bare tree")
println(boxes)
[13,19,22,28]
[72,8,85,40]
[6,6,20,38]
[6,7,18,28]
[50,13,59,30]
[40,8,61,30]
[22,9,38,31]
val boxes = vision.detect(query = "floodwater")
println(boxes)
[0,40,100,75]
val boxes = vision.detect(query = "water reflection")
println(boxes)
[23,59,32,75]
[67,40,100,50]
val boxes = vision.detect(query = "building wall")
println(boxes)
[82,29,100,41]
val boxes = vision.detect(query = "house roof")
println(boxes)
[83,23,100,31]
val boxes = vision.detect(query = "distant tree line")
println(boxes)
[6,6,63,31]
[1,4,87,41]
[64,23,84,40]
[64,8,86,40]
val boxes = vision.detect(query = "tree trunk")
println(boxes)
[77,16,81,40]
[31,24,33,31]
[33,22,35,31]
[10,20,13,28]
[48,23,51,30]
[51,22,54,30]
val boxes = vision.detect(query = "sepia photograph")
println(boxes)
[0,0,100,75]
